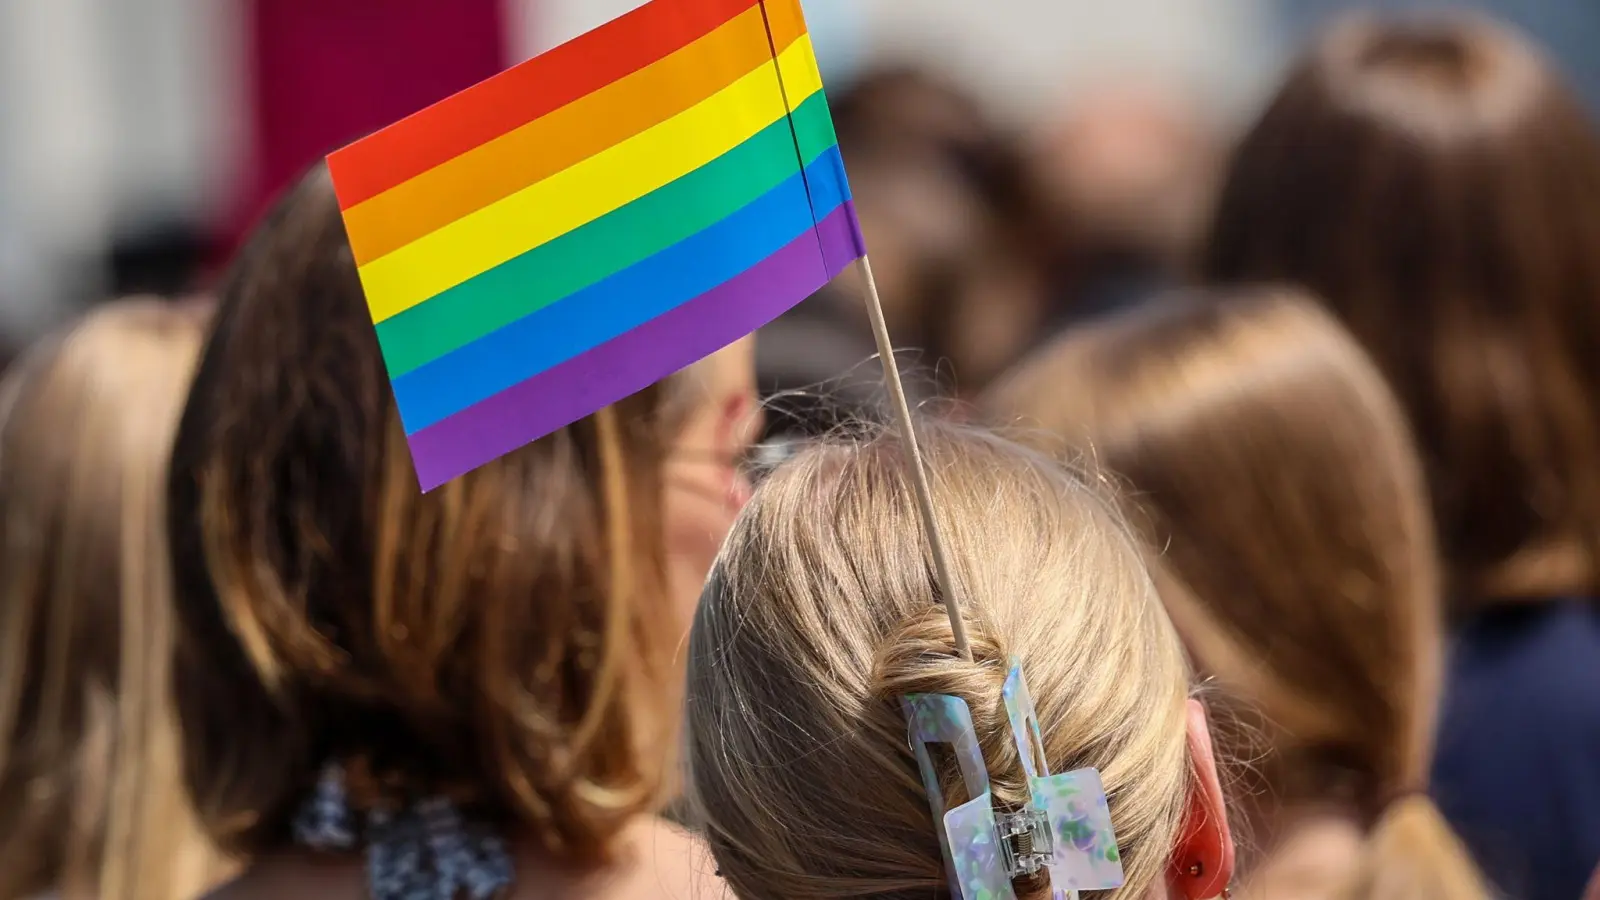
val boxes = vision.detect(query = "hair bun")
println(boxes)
[866,606,1037,800]
[868,605,1006,703]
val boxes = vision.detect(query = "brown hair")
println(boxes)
[830,68,1056,393]
[168,166,690,863]
[986,289,1486,900]
[0,299,220,900]
[1201,14,1600,610]
[686,422,1196,899]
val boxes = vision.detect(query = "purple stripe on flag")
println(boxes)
[822,196,867,280]
[407,201,863,490]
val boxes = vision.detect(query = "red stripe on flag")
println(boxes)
[327,0,761,210]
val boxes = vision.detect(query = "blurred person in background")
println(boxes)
[823,67,1055,395]
[166,166,753,900]
[1029,81,1221,327]
[749,278,884,444]
[754,66,1054,438]
[0,299,223,900]
[986,288,1490,900]
[1202,16,1600,900]
[1274,0,1600,111]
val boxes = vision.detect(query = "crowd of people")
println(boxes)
[1,9,1599,900]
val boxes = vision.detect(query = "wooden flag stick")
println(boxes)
[857,256,973,661]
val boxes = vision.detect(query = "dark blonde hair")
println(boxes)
[1202,14,1600,610]
[168,167,690,863]
[0,299,220,900]
[986,289,1486,900]
[686,422,1196,899]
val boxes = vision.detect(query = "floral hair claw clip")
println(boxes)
[903,658,1125,900]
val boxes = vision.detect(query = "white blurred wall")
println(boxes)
[0,0,240,334]
[0,0,1280,344]
[525,0,1281,121]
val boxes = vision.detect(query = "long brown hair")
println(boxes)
[687,422,1196,899]
[986,289,1488,900]
[0,299,220,900]
[1202,14,1600,610]
[168,166,690,864]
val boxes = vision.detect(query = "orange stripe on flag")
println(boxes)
[761,0,810,57]
[344,4,808,266]
[327,0,760,211]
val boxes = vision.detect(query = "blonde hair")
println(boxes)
[0,299,221,900]
[686,422,1196,899]
[985,288,1488,900]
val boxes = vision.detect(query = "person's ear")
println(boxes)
[1167,698,1235,900]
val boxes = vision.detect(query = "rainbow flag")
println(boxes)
[327,0,865,490]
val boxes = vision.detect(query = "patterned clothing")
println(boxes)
[292,763,513,900]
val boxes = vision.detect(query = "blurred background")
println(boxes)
[2,0,1598,378]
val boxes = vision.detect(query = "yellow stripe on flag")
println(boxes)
[358,35,824,323]
[343,5,781,267]
[772,22,825,113]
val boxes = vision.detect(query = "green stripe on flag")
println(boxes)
[376,91,839,377]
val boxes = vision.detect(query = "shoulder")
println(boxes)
[1434,599,1600,794]
[1444,599,1600,712]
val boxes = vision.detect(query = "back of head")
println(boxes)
[1202,13,1600,609]
[0,299,215,900]
[985,289,1486,900]
[831,68,1054,393]
[168,166,687,864]
[687,422,1193,899]
[1034,82,1218,283]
